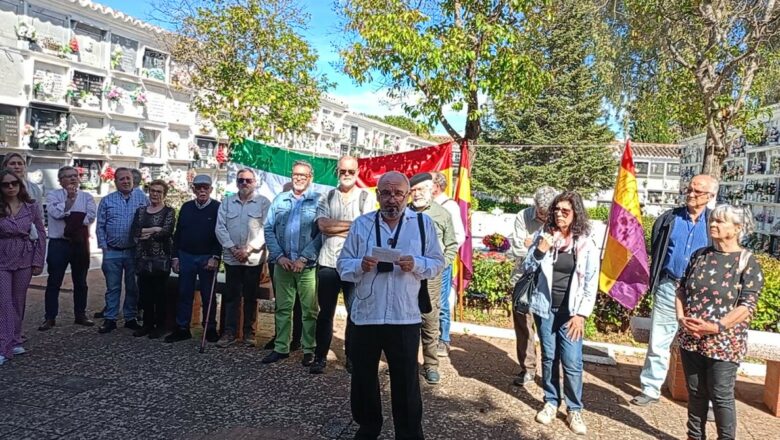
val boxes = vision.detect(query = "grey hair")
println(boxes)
[57,166,77,179]
[130,168,142,187]
[533,186,559,210]
[432,172,447,191]
[710,204,754,239]
[292,160,313,175]
[236,168,257,178]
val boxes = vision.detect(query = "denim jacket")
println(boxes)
[523,231,599,319]
[264,189,322,267]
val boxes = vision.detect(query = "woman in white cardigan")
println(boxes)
[523,191,599,436]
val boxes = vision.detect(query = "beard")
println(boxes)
[381,205,402,219]
[412,197,429,209]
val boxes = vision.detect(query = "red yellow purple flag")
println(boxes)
[599,139,650,309]
[453,141,473,291]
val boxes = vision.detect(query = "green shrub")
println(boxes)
[473,195,529,214]
[753,254,780,332]
[587,206,610,221]
[466,252,514,310]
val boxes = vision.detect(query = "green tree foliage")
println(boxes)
[480,2,617,198]
[338,0,549,147]
[363,114,432,138]
[156,0,328,141]
[471,145,523,199]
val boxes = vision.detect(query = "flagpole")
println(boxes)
[457,259,464,321]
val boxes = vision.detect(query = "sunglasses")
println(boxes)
[338,169,357,176]
[237,178,255,184]
[553,207,573,217]
[1,180,21,189]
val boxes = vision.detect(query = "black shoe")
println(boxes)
[302,353,314,366]
[345,358,353,374]
[74,316,95,327]
[263,338,276,350]
[513,372,535,387]
[98,320,117,334]
[133,327,151,337]
[262,351,290,364]
[93,310,104,319]
[205,328,220,343]
[290,340,302,352]
[309,358,326,374]
[164,328,192,343]
[38,319,56,331]
[124,319,142,331]
[148,328,165,339]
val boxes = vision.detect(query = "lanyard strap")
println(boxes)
[375,213,404,249]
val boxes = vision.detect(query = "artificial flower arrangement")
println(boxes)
[22,124,33,137]
[215,144,228,164]
[142,67,166,81]
[35,116,69,146]
[97,127,121,152]
[189,143,201,161]
[69,37,79,54]
[482,233,510,252]
[167,141,179,157]
[65,82,79,100]
[104,85,124,102]
[14,22,37,42]
[100,165,115,182]
[130,88,147,105]
[139,167,152,185]
[110,47,123,70]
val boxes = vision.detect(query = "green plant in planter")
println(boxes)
[466,253,514,312]
[753,254,780,332]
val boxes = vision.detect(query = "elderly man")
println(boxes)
[338,171,445,439]
[165,175,222,343]
[263,160,322,364]
[407,173,457,385]
[38,166,97,331]
[215,169,271,348]
[430,172,465,357]
[631,174,719,406]
[96,167,149,333]
[310,156,376,375]
[508,186,558,386]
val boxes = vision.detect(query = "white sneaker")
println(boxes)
[567,410,587,435]
[12,346,26,355]
[535,403,558,425]
[0,355,6,365]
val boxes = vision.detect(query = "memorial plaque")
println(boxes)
[29,106,68,150]
[73,22,105,67]
[0,105,20,147]
[29,5,67,42]
[73,71,104,96]
[145,86,166,122]
[110,34,138,73]
[33,64,66,102]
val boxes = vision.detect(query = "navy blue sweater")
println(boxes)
[172,199,222,257]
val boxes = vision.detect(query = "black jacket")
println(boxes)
[649,206,712,293]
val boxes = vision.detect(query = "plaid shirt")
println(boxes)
[97,189,149,249]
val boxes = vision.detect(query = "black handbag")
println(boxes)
[416,213,432,314]
[512,269,538,314]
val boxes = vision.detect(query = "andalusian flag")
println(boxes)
[453,141,473,290]
[229,138,455,200]
[599,139,650,309]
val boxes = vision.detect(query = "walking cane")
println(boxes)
[199,268,219,354]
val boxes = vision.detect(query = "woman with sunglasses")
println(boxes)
[523,191,598,435]
[2,153,43,205]
[0,169,46,365]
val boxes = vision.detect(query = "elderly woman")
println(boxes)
[524,191,598,436]
[676,204,763,440]
[2,153,43,204]
[0,170,45,365]
[130,179,175,339]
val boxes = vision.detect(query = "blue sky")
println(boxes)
[97,0,465,135]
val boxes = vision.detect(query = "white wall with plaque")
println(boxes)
[0,104,20,148]
[33,62,68,104]
[72,21,106,68]
[110,33,138,73]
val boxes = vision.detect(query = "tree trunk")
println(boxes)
[700,116,727,180]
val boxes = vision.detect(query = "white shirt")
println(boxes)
[315,187,377,268]
[337,208,445,325]
[215,194,271,266]
[434,193,466,247]
[46,189,97,239]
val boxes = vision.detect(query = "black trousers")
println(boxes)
[351,323,424,440]
[138,271,170,330]
[314,266,355,360]
[268,263,302,344]
[222,264,261,337]
[680,349,739,440]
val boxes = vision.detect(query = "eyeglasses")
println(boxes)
[685,188,711,198]
[237,178,255,185]
[553,207,573,216]
[338,169,357,176]
[1,181,21,189]
[378,190,408,199]
[292,173,311,179]
[193,184,211,190]
[149,189,165,195]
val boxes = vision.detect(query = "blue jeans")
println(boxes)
[438,264,453,343]
[639,276,679,399]
[175,251,217,330]
[101,249,138,321]
[535,308,584,411]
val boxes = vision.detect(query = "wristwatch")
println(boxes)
[298,256,308,264]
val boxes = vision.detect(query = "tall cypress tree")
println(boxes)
[480,2,617,198]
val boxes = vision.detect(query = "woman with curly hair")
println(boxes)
[523,190,598,435]
[0,169,46,365]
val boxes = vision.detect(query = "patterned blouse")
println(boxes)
[0,202,46,271]
[130,206,176,263]
[677,246,763,363]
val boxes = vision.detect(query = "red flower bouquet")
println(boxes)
[482,233,510,252]
[100,165,115,182]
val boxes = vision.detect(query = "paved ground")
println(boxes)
[1,270,778,439]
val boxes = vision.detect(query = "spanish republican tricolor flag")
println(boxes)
[229,138,455,201]
[599,139,650,309]
[453,141,473,291]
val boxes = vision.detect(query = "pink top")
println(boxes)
[0,202,46,270]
